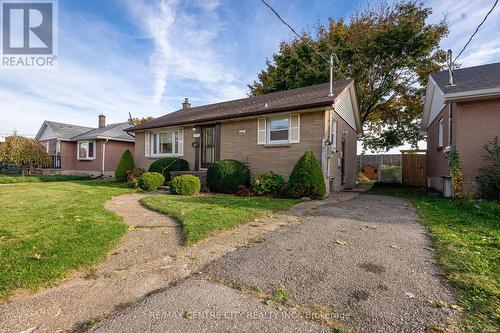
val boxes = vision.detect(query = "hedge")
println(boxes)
[115,150,135,182]
[148,157,189,181]
[286,150,326,199]
[207,159,250,193]
[138,172,165,191]
[170,175,201,196]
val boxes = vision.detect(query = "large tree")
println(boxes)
[0,135,51,176]
[250,1,448,151]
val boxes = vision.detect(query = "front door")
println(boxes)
[201,125,217,168]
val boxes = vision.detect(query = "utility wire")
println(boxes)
[454,0,498,63]
[261,0,330,63]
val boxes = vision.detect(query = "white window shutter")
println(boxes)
[290,114,300,143]
[178,128,184,156]
[144,132,150,157]
[257,118,266,145]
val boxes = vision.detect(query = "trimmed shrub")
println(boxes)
[148,157,189,181]
[138,172,165,191]
[207,159,250,193]
[127,167,145,189]
[286,150,326,199]
[251,171,283,196]
[115,150,135,182]
[170,175,201,196]
[477,136,500,202]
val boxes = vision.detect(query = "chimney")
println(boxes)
[98,114,106,128]
[182,97,191,109]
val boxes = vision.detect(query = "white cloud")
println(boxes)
[426,0,500,66]
[126,0,246,104]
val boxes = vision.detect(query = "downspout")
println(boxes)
[102,139,108,177]
[448,103,453,146]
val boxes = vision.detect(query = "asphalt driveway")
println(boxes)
[92,194,457,333]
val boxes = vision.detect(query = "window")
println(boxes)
[42,141,49,153]
[77,141,95,160]
[438,118,444,147]
[257,114,300,145]
[331,118,338,151]
[149,128,183,157]
[268,117,289,143]
[55,141,61,156]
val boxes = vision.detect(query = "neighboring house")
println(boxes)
[128,79,362,192]
[35,115,135,178]
[421,62,500,196]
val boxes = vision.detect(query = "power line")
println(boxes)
[454,0,498,63]
[260,0,330,63]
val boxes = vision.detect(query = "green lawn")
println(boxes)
[369,184,500,332]
[141,195,301,245]
[0,181,132,299]
[0,174,90,184]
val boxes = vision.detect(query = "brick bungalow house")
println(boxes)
[128,79,362,193]
[421,62,500,196]
[35,115,135,178]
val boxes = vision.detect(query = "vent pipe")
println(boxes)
[446,49,455,86]
[328,53,340,97]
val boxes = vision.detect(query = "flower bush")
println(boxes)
[126,167,145,189]
[251,171,283,196]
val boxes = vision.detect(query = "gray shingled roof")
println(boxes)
[431,62,500,94]
[129,79,353,131]
[71,122,134,142]
[45,121,95,140]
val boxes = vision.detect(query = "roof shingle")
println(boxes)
[129,79,353,131]
[431,62,500,94]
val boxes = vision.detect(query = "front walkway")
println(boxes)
[91,195,458,332]
[0,193,353,332]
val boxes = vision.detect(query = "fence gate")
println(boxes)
[401,150,427,187]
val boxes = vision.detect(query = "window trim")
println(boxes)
[266,115,292,145]
[77,140,96,160]
[148,128,184,157]
[438,118,444,147]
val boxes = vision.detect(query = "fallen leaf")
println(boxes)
[128,225,136,231]
[405,292,415,299]
[390,244,400,250]
[366,225,377,229]
[184,311,194,319]
[34,253,43,260]
[336,240,348,246]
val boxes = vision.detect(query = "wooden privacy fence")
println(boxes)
[401,150,427,187]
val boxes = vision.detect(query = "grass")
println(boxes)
[141,194,300,245]
[369,183,500,332]
[0,181,132,299]
[0,174,90,184]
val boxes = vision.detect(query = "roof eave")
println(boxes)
[444,87,500,102]
[126,100,334,133]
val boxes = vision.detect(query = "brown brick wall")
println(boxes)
[60,140,134,177]
[133,108,359,193]
[426,105,450,191]
[219,111,326,182]
[38,138,58,156]
[455,98,500,192]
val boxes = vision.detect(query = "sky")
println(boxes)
[1,0,499,153]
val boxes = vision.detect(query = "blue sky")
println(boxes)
[1,0,499,152]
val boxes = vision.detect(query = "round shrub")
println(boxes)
[251,171,283,196]
[127,167,145,189]
[170,175,201,196]
[207,159,250,193]
[286,150,326,199]
[148,157,189,181]
[115,150,135,182]
[138,172,165,191]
